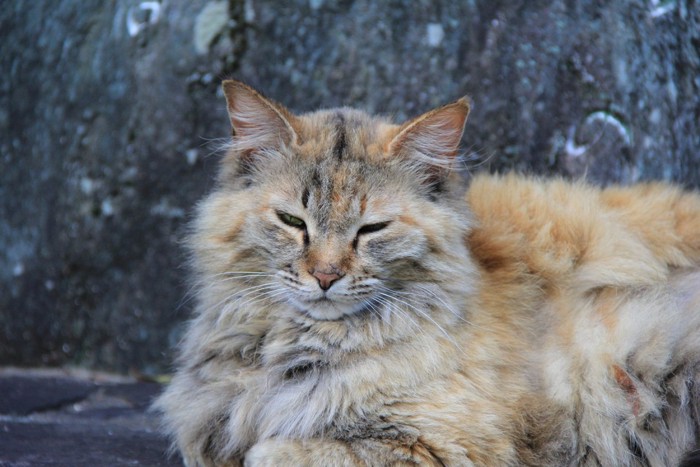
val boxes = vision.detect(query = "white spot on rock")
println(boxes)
[565,126,588,158]
[80,177,95,195]
[185,149,199,166]
[244,0,256,22]
[151,199,185,218]
[565,111,632,158]
[101,199,115,217]
[666,79,678,103]
[13,263,24,277]
[127,1,162,37]
[426,23,444,48]
[194,1,230,55]
[649,0,676,18]
[584,111,632,146]
[309,0,324,9]
[649,108,662,125]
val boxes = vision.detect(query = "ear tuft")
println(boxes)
[222,80,298,152]
[388,97,471,168]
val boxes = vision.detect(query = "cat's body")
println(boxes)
[155,81,700,466]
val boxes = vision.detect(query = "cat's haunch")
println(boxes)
[154,80,700,466]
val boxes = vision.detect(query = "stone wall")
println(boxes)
[2,0,698,373]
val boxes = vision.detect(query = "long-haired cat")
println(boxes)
[154,80,700,466]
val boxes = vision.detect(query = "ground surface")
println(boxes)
[0,368,180,466]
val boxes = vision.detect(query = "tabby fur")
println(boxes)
[154,80,700,466]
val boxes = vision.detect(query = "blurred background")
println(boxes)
[2,0,699,375]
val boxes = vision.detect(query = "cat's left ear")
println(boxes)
[388,97,471,177]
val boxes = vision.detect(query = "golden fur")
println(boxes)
[154,80,700,466]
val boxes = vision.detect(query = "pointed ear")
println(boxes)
[222,80,299,151]
[388,97,471,168]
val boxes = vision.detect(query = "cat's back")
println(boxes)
[466,173,700,292]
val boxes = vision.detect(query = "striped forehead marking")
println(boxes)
[331,112,347,161]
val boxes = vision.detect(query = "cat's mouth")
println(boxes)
[294,295,371,321]
[311,296,332,303]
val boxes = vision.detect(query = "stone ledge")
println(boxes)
[0,368,180,466]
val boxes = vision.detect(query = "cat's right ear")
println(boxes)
[387,97,470,188]
[222,80,299,152]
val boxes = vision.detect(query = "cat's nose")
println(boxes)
[312,270,342,291]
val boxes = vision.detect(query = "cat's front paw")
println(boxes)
[245,437,360,466]
[244,439,304,467]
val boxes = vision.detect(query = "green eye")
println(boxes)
[277,212,306,229]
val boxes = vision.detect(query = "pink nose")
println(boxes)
[312,270,342,291]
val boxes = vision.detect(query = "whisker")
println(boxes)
[394,284,483,330]
[214,271,274,276]
[373,295,419,332]
[366,297,396,331]
[177,271,277,311]
[213,282,280,324]
[229,283,285,310]
[376,290,456,346]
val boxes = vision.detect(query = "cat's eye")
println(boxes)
[277,212,306,229]
[357,221,390,236]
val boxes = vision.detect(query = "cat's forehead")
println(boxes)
[277,148,402,229]
[266,110,408,229]
[294,108,400,163]
[283,110,404,202]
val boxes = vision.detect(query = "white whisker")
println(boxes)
[376,290,457,347]
[213,282,280,325]
[406,284,480,328]
[372,295,419,333]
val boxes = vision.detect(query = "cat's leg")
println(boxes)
[158,391,235,467]
[155,369,250,467]
[243,437,451,467]
[244,439,358,467]
[181,449,240,467]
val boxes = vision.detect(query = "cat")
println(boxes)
[154,79,700,466]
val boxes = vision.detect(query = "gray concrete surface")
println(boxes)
[0,368,179,466]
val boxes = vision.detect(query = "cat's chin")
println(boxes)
[291,297,369,321]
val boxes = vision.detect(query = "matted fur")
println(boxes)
[154,80,700,466]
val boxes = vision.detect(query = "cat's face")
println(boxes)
[247,149,444,320]
[194,81,471,321]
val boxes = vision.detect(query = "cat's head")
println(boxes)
[193,80,473,322]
